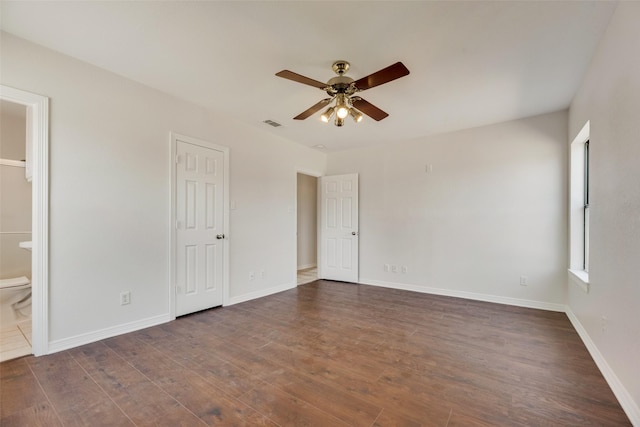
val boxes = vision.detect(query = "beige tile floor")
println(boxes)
[297,266,317,285]
[0,319,32,362]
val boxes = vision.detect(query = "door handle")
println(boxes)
[352,231,358,236]
[216,234,225,239]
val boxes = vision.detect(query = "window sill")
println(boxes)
[568,269,590,293]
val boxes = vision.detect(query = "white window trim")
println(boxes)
[568,121,590,293]
[568,268,589,293]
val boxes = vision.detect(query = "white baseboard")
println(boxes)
[358,278,566,312]
[47,313,171,354]
[227,282,296,306]
[565,308,640,426]
[297,263,317,271]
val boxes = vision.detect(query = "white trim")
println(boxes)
[48,314,170,354]
[568,269,590,293]
[359,278,567,312]
[0,159,26,168]
[227,282,295,306]
[169,132,230,319]
[569,121,590,274]
[0,85,49,356]
[573,120,590,148]
[297,263,317,271]
[566,308,640,425]
[169,136,177,320]
[296,167,323,178]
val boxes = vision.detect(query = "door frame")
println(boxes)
[170,133,230,319]
[294,168,323,285]
[0,85,49,356]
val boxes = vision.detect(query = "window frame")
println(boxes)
[583,140,589,272]
[569,121,590,292]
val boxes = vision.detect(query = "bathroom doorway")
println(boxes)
[0,85,49,358]
[296,172,319,285]
[0,100,32,361]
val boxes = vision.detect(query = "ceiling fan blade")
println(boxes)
[293,98,332,120]
[276,70,328,89]
[351,97,389,121]
[353,62,410,91]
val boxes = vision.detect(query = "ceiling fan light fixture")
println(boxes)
[320,106,335,123]
[350,108,364,123]
[335,116,345,127]
[336,105,349,119]
[335,94,350,119]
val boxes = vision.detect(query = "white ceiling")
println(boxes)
[1,1,617,152]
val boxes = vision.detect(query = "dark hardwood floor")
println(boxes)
[0,280,631,426]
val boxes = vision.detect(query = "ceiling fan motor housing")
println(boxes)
[326,75,356,96]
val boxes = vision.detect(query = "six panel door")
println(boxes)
[175,140,224,316]
[319,173,359,282]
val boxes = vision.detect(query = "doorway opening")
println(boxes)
[296,172,318,285]
[0,85,49,357]
[0,100,32,361]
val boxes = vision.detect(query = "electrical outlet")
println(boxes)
[519,276,528,286]
[601,315,608,332]
[391,265,398,273]
[249,271,255,281]
[120,291,131,306]
[261,269,266,279]
[384,264,390,272]
[401,266,408,274]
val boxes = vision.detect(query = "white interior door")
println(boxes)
[319,173,359,282]
[175,139,224,316]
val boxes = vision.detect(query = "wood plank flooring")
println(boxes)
[0,280,631,426]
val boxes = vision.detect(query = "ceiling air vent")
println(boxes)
[263,119,282,127]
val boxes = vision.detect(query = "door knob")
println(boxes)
[352,231,358,236]
[216,234,225,239]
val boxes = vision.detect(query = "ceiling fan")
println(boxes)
[276,61,410,126]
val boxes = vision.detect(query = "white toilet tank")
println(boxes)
[0,276,31,326]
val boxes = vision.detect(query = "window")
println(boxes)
[569,121,589,291]
[583,140,589,272]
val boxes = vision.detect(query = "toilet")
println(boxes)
[0,276,31,326]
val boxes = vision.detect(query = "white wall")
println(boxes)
[296,173,317,270]
[568,2,640,421]
[0,102,31,280]
[0,33,326,347]
[327,111,568,309]
[1,101,27,159]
